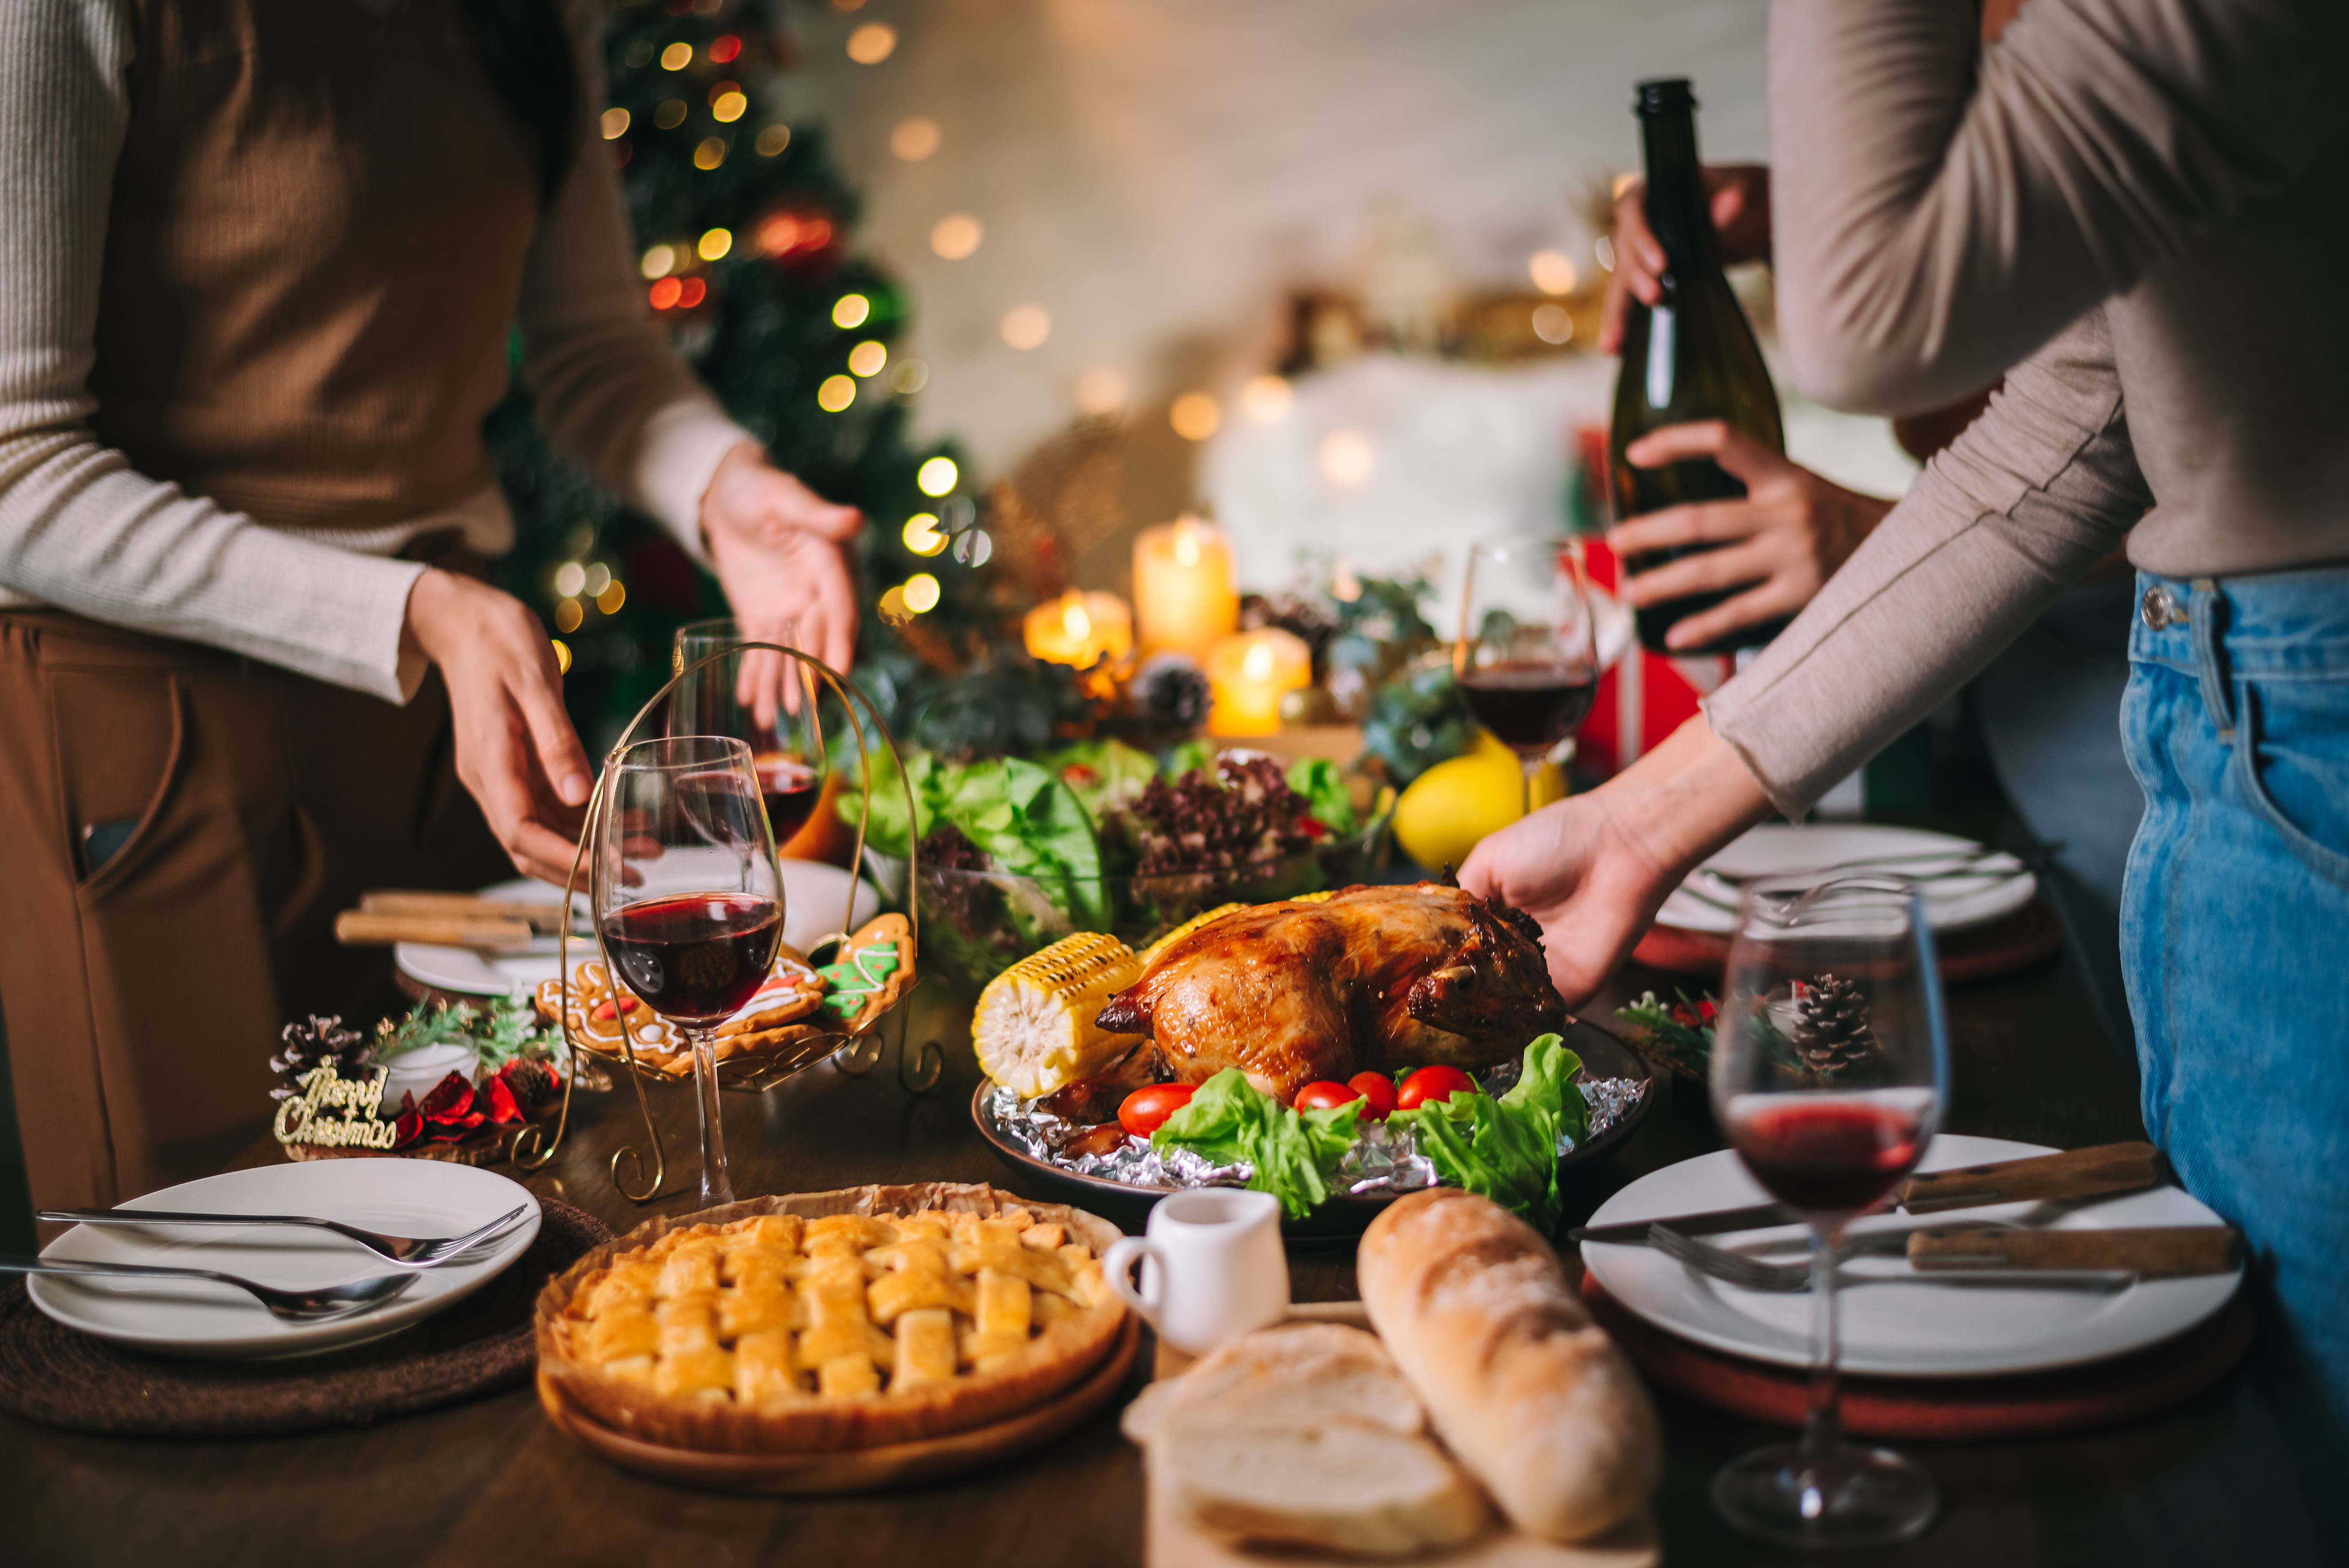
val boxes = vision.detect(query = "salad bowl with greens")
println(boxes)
[848,739,1395,990]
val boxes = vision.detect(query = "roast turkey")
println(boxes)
[1093,883,1566,1102]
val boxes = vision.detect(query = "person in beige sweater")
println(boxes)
[0,0,861,1211]
[1466,0,2349,1499]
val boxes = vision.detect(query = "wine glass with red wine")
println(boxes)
[673,617,826,850]
[1708,873,1948,1550]
[592,735,785,1205]
[1453,536,1600,816]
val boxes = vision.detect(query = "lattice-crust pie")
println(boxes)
[537,1184,1128,1452]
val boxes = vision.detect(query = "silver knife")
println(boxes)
[1569,1141,2162,1247]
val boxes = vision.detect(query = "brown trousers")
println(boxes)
[0,610,508,1213]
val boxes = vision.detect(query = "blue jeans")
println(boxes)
[2123,568,2349,1493]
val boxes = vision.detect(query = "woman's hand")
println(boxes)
[402,569,593,886]
[1608,421,1894,652]
[1461,718,1774,1007]
[700,442,863,682]
[1600,163,1773,355]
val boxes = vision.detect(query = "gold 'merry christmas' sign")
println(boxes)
[274,1066,403,1151]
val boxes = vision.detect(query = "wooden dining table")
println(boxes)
[3,941,2335,1566]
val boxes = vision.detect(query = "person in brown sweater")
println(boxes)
[0,0,862,1213]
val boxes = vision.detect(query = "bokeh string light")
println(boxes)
[1169,392,1221,441]
[891,117,941,161]
[930,213,982,260]
[902,513,948,555]
[846,23,896,63]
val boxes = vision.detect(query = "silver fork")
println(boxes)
[36,1203,529,1269]
[0,1256,416,1320]
[1646,1224,2136,1293]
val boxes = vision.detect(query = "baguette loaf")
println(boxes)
[1357,1188,1661,1542]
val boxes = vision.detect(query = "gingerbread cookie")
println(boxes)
[536,951,830,1077]
[537,960,686,1069]
[713,966,825,1039]
[812,913,915,1032]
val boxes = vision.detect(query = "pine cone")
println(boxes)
[268,1015,368,1100]
[498,1056,560,1108]
[1134,653,1211,732]
[1793,975,1878,1077]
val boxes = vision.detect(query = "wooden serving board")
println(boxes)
[539,1312,1138,1494]
[1145,1304,1658,1568]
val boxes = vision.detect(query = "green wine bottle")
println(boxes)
[1609,78,1787,655]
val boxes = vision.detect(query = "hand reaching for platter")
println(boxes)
[700,442,863,719]
[1460,718,1773,1008]
[401,568,592,886]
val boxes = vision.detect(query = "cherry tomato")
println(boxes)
[1119,1083,1196,1138]
[1395,1064,1478,1111]
[1347,1072,1399,1120]
[1293,1080,1363,1113]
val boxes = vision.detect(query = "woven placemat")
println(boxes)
[0,1200,611,1438]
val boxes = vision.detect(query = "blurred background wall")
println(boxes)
[778,0,1913,603]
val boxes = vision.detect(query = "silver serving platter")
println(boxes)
[972,1017,1655,1239]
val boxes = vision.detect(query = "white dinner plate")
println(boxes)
[1580,1136,2240,1378]
[395,864,880,996]
[1655,823,2037,935]
[30,1159,541,1359]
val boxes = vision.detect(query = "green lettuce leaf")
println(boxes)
[1390,1034,1585,1229]
[1043,739,1160,822]
[1283,758,1357,836]
[834,746,938,859]
[935,756,1109,931]
[1151,1069,1363,1219]
[1161,737,1218,778]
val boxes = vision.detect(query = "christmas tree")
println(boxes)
[487,0,1007,751]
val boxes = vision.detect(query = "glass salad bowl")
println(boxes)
[867,806,1396,991]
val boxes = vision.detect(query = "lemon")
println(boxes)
[1393,733,1566,871]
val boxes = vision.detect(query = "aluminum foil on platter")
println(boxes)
[980,1066,1648,1199]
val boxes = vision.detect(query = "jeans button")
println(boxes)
[2141,585,2184,629]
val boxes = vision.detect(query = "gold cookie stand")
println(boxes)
[513,644,944,1203]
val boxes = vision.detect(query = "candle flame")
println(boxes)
[1243,641,1275,682]
[1174,520,1202,567]
[1063,598,1091,641]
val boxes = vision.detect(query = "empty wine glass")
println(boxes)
[1453,536,1600,816]
[593,735,784,1205]
[1709,874,1948,1549]
[674,617,827,853]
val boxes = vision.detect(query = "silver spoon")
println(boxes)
[0,1256,418,1320]
[36,1203,529,1268]
[1646,1223,2135,1294]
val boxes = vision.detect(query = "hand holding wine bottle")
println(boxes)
[1607,81,1791,656]
[1608,422,1893,652]
[1600,162,1773,356]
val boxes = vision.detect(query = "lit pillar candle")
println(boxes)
[1132,515,1239,655]
[1205,628,1311,737]
[1022,590,1134,669]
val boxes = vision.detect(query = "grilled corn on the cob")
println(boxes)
[972,933,1146,1097]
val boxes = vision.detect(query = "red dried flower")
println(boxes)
[391,1092,424,1150]
[418,1071,477,1125]
[479,1072,523,1125]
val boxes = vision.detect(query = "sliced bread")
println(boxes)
[1156,1411,1491,1557]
